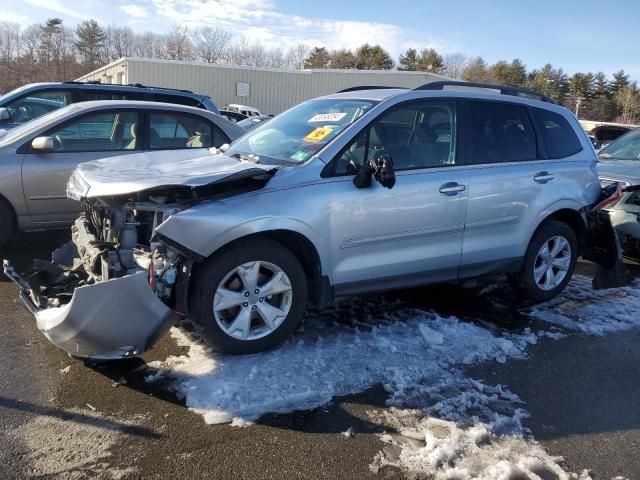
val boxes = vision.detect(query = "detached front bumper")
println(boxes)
[3,261,177,360]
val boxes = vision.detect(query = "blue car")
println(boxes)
[0,82,219,130]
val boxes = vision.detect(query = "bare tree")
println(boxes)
[285,44,309,70]
[192,26,231,63]
[104,25,138,62]
[616,84,640,124]
[442,52,468,79]
[0,22,22,91]
[166,25,193,61]
[135,31,168,59]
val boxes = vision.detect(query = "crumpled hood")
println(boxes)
[67,149,276,199]
[597,160,640,185]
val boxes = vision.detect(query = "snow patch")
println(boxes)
[530,276,640,335]
[150,275,640,479]
[154,309,537,425]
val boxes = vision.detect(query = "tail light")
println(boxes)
[592,182,623,212]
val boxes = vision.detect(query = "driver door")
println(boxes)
[21,110,141,224]
[326,100,469,293]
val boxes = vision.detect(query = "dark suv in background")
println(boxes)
[0,82,220,130]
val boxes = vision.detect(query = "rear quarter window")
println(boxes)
[532,108,582,159]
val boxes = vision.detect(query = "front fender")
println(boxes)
[155,204,330,275]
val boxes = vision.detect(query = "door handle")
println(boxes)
[439,182,466,195]
[534,171,555,183]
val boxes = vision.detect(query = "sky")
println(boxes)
[4,0,639,80]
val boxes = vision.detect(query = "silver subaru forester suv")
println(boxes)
[4,81,623,360]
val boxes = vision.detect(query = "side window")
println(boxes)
[149,112,225,149]
[532,108,582,159]
[44,111,140,152]
[334,101,457,175]
[147,93,200,108]
[79,90,126,101]
[469,101,537,164]
[6,90,72,124]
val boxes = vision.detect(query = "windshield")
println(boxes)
[0,83,34,103]
[237,116,269,130]
[599,128,640,161]
[226,98,377,164]
[0,104,79,145]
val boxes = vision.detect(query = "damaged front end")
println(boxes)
[4,200,187,360]
[3,154,275,360]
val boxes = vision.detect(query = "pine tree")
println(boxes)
[75,19,106,68]
[610,70,630,95]
[304,47,330,69]
[329,49,356,69]
[354,44,393,70]
[490,59,526,87]
[417,48,443,72]
[398,48,420,71]
[461,57,493,83]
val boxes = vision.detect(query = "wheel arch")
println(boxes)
[530,206,587,255]
[191,229,332,307]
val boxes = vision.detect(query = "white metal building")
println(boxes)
[76,58,453,115]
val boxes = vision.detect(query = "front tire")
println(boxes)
[511,220,577,304]
[189,238,308,354]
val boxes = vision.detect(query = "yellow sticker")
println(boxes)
[303,127,333,143]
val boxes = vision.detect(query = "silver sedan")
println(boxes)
[0,100,245,246]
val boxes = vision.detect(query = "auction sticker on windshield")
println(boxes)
[291,150,311,161]
[304,127,334,142]
[309,112,347,122]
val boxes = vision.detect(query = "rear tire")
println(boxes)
[189,238,308,354]
[510,220,577,304]
[0,201,15,248]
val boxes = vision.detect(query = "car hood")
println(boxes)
[67,149,276,200]
[597,160,640,185]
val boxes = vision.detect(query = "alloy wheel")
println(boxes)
[213,261,293,341]
[533,235,572,291]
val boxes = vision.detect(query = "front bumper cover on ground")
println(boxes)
[3,261,177,360]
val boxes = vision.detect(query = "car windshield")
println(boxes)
[237,116,269,130]
[226,98,377,164]
[599,128,640,161]
[0,83,34,103]
[0,104,79,145]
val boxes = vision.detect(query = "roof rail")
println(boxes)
[63,80,195,95]
[414,81,556,104]
[338,85,406,93]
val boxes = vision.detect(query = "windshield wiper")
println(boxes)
[229,152,259,163]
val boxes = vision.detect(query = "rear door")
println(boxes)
[147,111,230,150]
[460,100,580,277]
[21,109,141,224]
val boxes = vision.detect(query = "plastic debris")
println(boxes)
[342,427,354,438]
[59,366,71,374]
[111,377,128,388]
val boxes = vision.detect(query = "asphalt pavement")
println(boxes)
[1,231,639,480]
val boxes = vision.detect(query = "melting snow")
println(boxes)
[149,275,640,478]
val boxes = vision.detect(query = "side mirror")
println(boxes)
[0,107,9,121]
[31,136,55,152]
[353,153,396,189]
[372,153,396,189]
[353,162,373,189]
